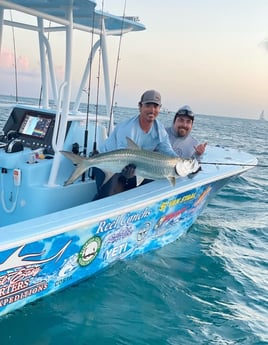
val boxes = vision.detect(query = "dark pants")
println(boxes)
[92,168,137,200]
[91,168,152,200]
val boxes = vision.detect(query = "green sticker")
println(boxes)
[78,236,102,266]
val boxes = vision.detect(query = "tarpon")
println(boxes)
[61,138,200,186]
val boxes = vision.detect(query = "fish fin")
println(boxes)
[61,151,84,165]
[126,137,141,150]
[136,176,144,186]
[61,151,90,186]
[168,177,176,186]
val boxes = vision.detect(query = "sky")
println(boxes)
[0,0,268,119]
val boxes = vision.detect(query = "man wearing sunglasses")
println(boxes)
[166,105,207,159]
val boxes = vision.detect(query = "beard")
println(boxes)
[177,127,190,137]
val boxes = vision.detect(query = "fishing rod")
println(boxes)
[84,7,96,153]
[200,162,268,168]
[81,4,97,182]
[108,0,127,136]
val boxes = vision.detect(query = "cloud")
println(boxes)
[0,48,32,71]
[18,55,30,70]
[0,48,14,68]
[1,48,66,81]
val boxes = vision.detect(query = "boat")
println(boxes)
[0,0,257,318]
[259,110,266,121]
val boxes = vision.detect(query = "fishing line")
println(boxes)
[108,0,127,136]
[200,162,268,168]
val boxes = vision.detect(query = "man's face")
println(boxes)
[173,116,193,137]
[139,103,161,123]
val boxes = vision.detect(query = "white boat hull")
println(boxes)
[0,143,256,317]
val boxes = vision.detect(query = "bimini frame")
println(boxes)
[0,0,145,185]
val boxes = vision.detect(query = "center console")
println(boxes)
[0,107,57,154]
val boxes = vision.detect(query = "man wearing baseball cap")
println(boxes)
[166,105,207,158]
[139,89,162,106]
[93,89,177,200]
[100,89,176,155]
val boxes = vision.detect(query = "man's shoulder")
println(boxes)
[153,119,166,132]
[165,127,176,139]
[116,115,139,128]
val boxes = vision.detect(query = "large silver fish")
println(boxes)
[61,138,200,186]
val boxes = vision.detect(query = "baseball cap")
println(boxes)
[140,90,161,106]
[175,105,194,120]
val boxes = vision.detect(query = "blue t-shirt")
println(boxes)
[100,115,177,157]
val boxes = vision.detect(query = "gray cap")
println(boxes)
[175,105,194,120]
[140,90,161,106]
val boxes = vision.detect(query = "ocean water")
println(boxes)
[0,96,267,345]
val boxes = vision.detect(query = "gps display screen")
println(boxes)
[18,114,52,138]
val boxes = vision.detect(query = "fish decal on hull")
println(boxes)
[61,137,200,186]
[0,241,72,271]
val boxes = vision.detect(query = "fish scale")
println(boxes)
[91,149,178,178]
[61,144,200,186]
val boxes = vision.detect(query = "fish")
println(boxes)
[60,137,200,187]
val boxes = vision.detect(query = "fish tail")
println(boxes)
[60,151,84,166]
[60,151,92,186]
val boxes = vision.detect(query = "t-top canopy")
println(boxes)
[0,0,146,34]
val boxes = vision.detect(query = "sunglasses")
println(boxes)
[176,109,194,117]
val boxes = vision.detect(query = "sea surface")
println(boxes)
[0,96,267,345]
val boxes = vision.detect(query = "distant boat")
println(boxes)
[259,110,266,121]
